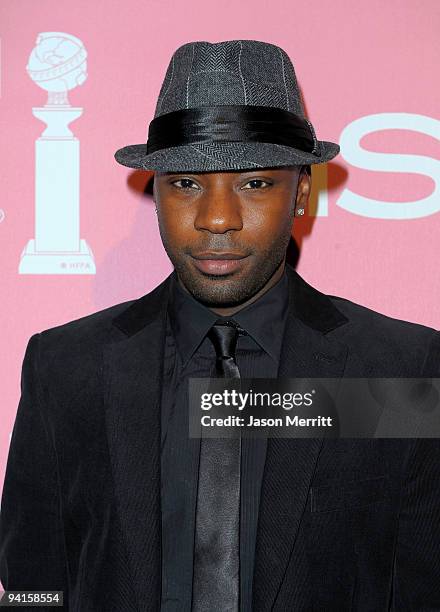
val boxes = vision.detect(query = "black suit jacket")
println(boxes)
[1,265,440,611]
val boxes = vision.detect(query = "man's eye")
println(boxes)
[241,179,271,190]
[171,178,200,190]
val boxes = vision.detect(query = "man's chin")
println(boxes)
[178,268,264,307]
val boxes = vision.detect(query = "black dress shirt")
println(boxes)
[160,268,289,611]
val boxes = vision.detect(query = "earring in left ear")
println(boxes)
[296,208,305,216]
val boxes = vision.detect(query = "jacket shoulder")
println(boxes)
[38,298,136,347]
[327,294,440,376]
[329,294,438,338]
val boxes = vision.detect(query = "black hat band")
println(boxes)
[146,105,317,155]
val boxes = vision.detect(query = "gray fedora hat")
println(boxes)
[114,40,339,172]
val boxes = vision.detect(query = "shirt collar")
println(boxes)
[168,268,289,368]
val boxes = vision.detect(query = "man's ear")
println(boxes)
[295,165,311,211]
[144,172,155,197]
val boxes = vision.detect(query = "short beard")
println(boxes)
[161,215,294,308]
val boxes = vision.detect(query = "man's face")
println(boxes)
[153,166,310,307]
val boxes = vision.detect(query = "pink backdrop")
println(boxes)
[1,0,439,528]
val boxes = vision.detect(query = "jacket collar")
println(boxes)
[112,263,348,338]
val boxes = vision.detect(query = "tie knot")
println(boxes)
[207,320,240,360]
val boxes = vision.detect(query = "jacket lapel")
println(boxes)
[103,274,172,611]
[252,266,349,611]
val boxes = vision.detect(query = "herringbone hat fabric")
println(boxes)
[114,40,340,171]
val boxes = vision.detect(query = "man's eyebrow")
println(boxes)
[159,170,279,181]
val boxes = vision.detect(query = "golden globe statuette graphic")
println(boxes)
[19,32,96,274]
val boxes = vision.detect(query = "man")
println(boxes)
[1,40,440,611]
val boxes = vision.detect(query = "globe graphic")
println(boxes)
[27,32,87,101]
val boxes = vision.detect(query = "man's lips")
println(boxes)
[191,251,249,275]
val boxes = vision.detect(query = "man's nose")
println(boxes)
[194,188,243,234]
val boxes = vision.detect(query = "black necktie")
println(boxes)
[192,320,243,611]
